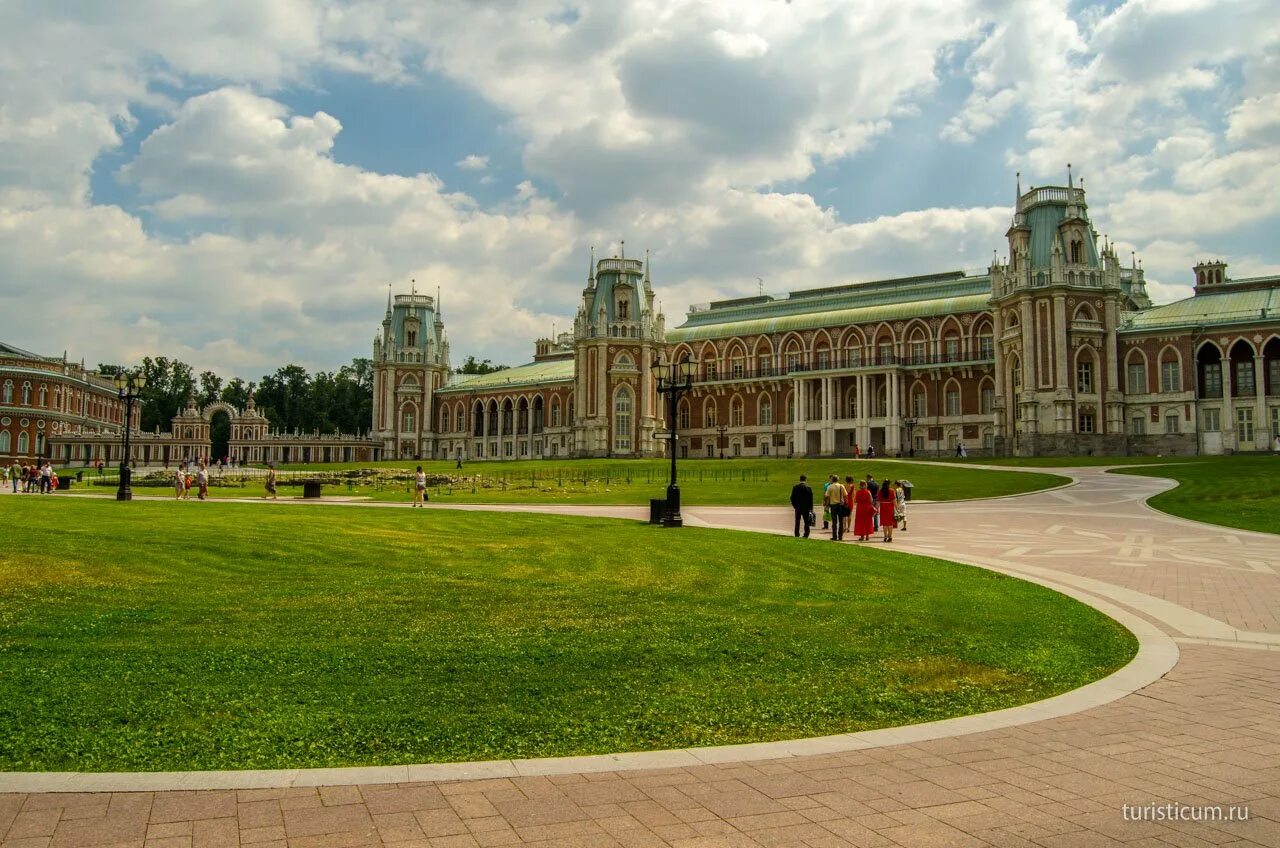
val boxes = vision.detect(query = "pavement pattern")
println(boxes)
[4,465,1279,847]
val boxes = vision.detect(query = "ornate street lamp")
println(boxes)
[651,355,696,527]
[112,370,147,501]
[903,416,918,458]
[716,424,728,459]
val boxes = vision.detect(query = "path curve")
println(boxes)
[3,466,1279,846]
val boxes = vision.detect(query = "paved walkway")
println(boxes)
[4,466,1279,846]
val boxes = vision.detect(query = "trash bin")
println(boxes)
[57,476,72,491]
[75,471,84,482]
[650,498,667,525]
[302,480,323,499]
[900,480,914,502]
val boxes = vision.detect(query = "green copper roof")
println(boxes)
[437,357,574,393]
[1120,283,1280,333]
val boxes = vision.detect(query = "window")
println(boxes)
[910,341,926,364]
[983,431,993,449]
[617,298,629,320]
[1160,359,1181,393]
[17,432,28,454]
[0,431,8,452]
[1077,361,1094,393]
[1235,359,1255,395]
[761,441,769,456]
[730,398,744,427]
[1130,416,1146,435]
[1165,412,1180,434]
[1203,408,1220,431]
[786,395,795,423]
[551,401,561,427]
[757,354,771,375]
[816,349,830,370]
[847,393,858,418]
[1270,360,1280,395]
[911,391,926,418]
[786,352,801,373]
[406,330,416,347]
[759,397,772,426]
[705,361,718,381]
[706,443,715,457]
[704,400,717,428]
[440,409,449,431]
[945,386,961,416]
[878,342,892,363]
[402,411,415,431]
[456,409,465,431]
[732,441,741,457]
[38,386,46,407]
[1079,412,1095,433]
[1237,407,1254,443]
[731,358,744,379]
[1127,362,1147,394]
[978,335,993,359]
[846,347,862,367]
[980,385,994,415]
[1272,406,1280,440]
[21,383,31,404]
[1203,362,1222,397]
[504,442,513,456]
[1,382,10,403]
[944,337,960,360]
[678,402,690,430]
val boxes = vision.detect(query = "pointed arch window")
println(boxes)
[678,399,690,430]
[2,381,11,404]
[730,397,744,427]
[980,383,994,415]
[759,396,772,426]
[945,384,961,416]
[21,383,31,405]
[1127,354,1147,394]
[1160,355,1181,393]
[703,398,717,428]
[613,388,632,452]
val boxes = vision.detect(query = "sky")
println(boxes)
[2,0,1278,380]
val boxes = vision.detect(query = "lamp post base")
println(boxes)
[662,483,682,527]
[116,465,132,501]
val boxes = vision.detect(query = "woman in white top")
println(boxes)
[173,468,185,500]
[893,481,907,532]
[413,466,427,507]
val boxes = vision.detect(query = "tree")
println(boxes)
[137,356,196,432]
[219,378,250,409]
[197,370,223,407]
[456,355,508,375]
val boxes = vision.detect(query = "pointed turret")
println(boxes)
[587,246,595,288]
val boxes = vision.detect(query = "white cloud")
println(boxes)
[456,154,489,171]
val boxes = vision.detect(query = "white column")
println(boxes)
[1255,356,1267,447]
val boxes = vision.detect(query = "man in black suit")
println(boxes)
[790,474,814,538]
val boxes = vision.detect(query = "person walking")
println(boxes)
[879,478,897,542]
[456,454,463,470]
[196,464,209,500]
[893,481,907,531]
[843,475,856,537]
[7,460,18,493]
[264,464,278,499]
[172,467,184,500]
[40,462,53,494]
[824,475,847,541]
[865,475,879,533]
[852,481,875,541]
[790,474,814,538]
[413,465,427,507]
[820,476,832,529]
[853,442,861,460]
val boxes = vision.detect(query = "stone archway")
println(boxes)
[201,401,241,463]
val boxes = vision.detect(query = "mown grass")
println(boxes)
[0,497,1134,772]
[1113,455,1280,535]
[919,455,1205,468]
[78,457,1066,506]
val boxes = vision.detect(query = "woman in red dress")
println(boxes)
[852,481,875,541]
[879,477,897,542]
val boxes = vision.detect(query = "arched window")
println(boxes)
[473,403,485,436]
[17,432,29,454]
[703,397,717,428]
[945,381,961,416]
[406,329,417,347]
[551,399,561,428]
[613,388,632,452]
[402,408,415,432]
[38,385,47,407]
[2,381,10,403]
[678,398,690,430]
[1160,348,1182,393]
[614,352,635,369]
[759,396,772,426]
[846,385,858,419]
[911,385,927,418]
[21,383,31,405]
[730,396,744,427]
[1230,340,1255,396]
[440,407,449,432]
[456,407,465,432]
[785,393,795,424]
[980,380,995,415]
[0,431,8,453]
[1126,350,1148,394]
[1076,350,1096,393]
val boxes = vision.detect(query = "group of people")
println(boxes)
[789,473,907,542]
[7,460,58,494]
[171,464,211,500]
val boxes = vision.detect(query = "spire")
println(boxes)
[436,286,443,323]
[588,245,595,286]
[620,240,625,261]
[1015,171,1022,209]
[1067,163,1073,189]
[644,249,651,285]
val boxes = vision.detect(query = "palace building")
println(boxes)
[374,175,1280,460]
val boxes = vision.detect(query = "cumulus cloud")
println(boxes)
[1,0,1278,378]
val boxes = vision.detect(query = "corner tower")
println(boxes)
[988,168,1127,455]
[572,244,666,456]
[372,286,451,459]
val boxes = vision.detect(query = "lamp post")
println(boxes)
[904,416,918,458]
[651,355,696,527]
[715,424,728,459]
[113,370,146,501]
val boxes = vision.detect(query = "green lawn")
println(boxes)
[0,497,1134,772]
[79,457,1066,506]
[919,455,1205,468]
[1113,455,1280,535]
